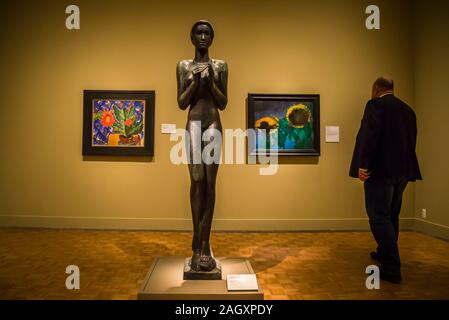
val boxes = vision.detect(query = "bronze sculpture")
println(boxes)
[176,20,228,275]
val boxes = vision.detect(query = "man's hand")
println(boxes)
[359,168,371,181]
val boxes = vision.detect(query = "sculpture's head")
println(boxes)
[190,20,214,50]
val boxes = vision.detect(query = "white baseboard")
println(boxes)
[0,215,416,232]
[413,218,449,240]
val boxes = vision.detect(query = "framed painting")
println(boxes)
[247,93,320,156]
[82,90,155,156]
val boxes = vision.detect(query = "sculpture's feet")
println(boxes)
[199,254,217,271]
[190,251,201,271]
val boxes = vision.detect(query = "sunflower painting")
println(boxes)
[83,90,155,156]
[248,94,320,156]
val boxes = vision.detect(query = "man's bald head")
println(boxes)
[372,77,394,98]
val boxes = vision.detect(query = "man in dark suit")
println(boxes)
[350,77,422,283]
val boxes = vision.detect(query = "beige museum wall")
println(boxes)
[413,0,449,238]
[0,0,417,230]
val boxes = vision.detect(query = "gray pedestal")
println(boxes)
[138,256,264,300]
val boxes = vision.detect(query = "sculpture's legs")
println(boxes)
[189,177,204,253]
[200,162,218,256]
[187,121,206,270]
[189,176,204,271]
[197,122,221,271]
[186,120,222,272]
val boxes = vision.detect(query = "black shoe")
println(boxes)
[380,271,402,284]
[370,251,382,262]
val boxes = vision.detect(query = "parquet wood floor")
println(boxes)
[0,229,448,300]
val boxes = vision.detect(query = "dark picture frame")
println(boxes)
[82,90,155,156]
[247,93,320,156]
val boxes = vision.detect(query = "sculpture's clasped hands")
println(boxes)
[189,62,216,88]
[206,62,215,86]
[191,64,208,77]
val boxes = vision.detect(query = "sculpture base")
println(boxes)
[183,258,222,280]
[138,257,264,300]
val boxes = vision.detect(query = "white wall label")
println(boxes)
[325,126,340,143]
[161,123,177,134]
[227,274,258,291]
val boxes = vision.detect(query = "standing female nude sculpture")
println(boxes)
[176,20,228,272]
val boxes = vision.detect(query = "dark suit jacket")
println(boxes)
[349,94,422,181]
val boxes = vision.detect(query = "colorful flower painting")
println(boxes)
[248,94,320,156]
[83,90,154,156]
[92,99,145,147]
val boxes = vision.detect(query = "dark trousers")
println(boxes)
[364,176,408,276]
